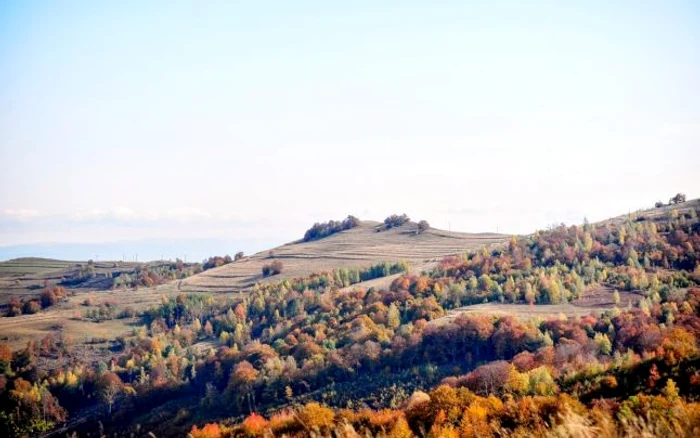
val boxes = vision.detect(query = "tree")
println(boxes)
[228,361,258,412]
[594,333,612,355]
[263,260,284,277]
[655,201,664,208]
[297,402,335,432]
[612,291,620,305]
[417,220,430,234]
[270,260,283,275]
[23,300,41,314]
[303,216,360,241]
[40,289,58,308]
[241,413,268,436]
[660,327,698,365]
[234,251,245,261]
[0,343,12,374]
[462,361,512,395]
[204,320,214,336]
[98,372,123,415]
[669,193,686,205]
[190,423,228,438]
[387,303,401,329]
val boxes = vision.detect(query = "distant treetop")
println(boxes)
[381,214,410,231]
[669,193,687,205]
[417,220,430,233]
[656,193,687,209]
[303,215,360,242]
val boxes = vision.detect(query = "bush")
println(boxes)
[270,260,284,275]
[303,216,360,242]
[262,260,284,277]
[40,286,66,308]
[23,300,41,314]
[234,251,245,261]
[8,297,22,316]
[655,201,664,208]
[40,289,57,308]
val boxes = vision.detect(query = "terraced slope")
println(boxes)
[180,221,508,293]
[0,257,77,277]
[0,258,170,305]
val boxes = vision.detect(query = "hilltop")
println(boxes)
[180,220,507,293]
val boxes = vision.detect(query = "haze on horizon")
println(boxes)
[1,1,699,261]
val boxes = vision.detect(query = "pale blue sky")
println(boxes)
[1,1,699,260]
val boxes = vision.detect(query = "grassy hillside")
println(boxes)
[1,201,699,437]
[0,221,506,351]
[0,258,77,277]
[181,220,507,293]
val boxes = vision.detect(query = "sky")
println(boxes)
[1,1,699,261]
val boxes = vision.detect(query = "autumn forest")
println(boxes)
[1,199,700,437]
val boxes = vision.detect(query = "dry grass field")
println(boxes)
[596,198,700,227]
[180,221,507,293]
[0,258,148,304]
[0,257,77,277]
[433,286,642,324]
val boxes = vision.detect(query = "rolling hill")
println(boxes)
[179,220,508,293]
[1,199,699,437]
[0,220,507,351]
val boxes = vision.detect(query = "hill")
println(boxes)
[0,257,198,306]
[1,200,699,437]
[180,220,507,293]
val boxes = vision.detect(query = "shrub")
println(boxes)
[23,300,41,314]
[119,307,137,318]
[262,260,283,277]
[270,260,284,275]
[40,289,57,308]
[8,297,22,316]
